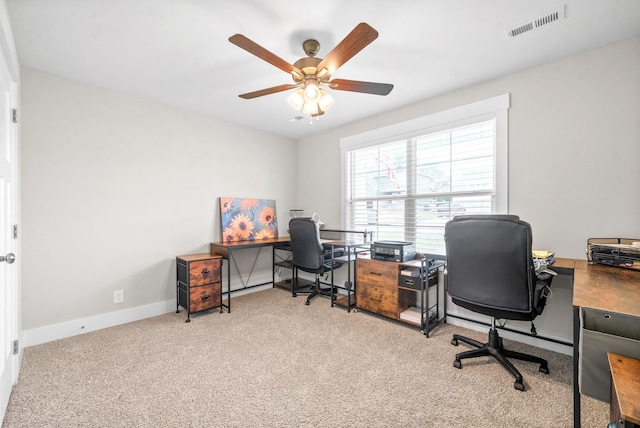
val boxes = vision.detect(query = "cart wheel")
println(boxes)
[185,318,190,323]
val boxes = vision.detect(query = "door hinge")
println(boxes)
[13,225,18,239]
[13,340,18,355]
[12,108,17,123]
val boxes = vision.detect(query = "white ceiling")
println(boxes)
[6,0,640,140]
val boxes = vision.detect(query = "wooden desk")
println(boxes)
[210,237,292,312]
[568,259,640,428]
[209,236,367,311]
[608,353,640,427]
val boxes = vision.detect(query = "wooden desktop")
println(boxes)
[561,258,640,428]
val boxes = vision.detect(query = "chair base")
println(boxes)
[305,276,337,305]
[451,327,549,391]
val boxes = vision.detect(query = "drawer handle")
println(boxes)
[201,294,211,301]
[369,271,382,276]
[201,269,210,274]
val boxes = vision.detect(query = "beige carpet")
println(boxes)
[4,287,607,427]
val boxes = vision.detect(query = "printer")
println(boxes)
[371,240,416,262]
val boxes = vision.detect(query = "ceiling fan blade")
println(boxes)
[239,84,298,99]
[316,23,379,75]
[329,79,393,96]
[229,34,302,77]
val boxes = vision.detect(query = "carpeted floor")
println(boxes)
[3,287,607,427]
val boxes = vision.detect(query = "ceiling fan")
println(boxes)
[228,22,393,117]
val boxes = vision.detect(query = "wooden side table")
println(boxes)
[608,353,640,428]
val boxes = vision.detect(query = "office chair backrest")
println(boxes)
[445,215,538,318]
[289,218,323,272]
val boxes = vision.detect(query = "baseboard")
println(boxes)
[22,282,275,348]
[22,299,176,348]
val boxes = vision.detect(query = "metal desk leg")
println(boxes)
[226,254,231,313]
[573,306,581,428]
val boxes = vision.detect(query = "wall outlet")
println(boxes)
[113,290,124,304]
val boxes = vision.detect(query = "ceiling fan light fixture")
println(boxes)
[318,90,334,111]
[302,102,318,116]
[303,80,321,104]
[287,89,305,111]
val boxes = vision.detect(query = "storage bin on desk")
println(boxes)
[580,307,640,403]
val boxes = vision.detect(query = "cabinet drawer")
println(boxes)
[188,283,221,313]
[357,258,397,286]
[188,259,221,286]
[357,282,397,319]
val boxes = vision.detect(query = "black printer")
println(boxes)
[371,240,416,262]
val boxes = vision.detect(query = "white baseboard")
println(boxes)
[22,299,176,348]
[22,281,275,348]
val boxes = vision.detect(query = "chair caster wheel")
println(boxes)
[453,359,462,369]
[451,338,458,346]
[514,381,525,391]
[185,319,190,323]
[539,365,549,374]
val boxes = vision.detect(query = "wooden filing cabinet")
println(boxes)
[176,253,222,322]
[356,256,443,337]
[356,257,407,319]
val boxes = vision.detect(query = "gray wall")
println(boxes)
[20,68,297,330]
[296,36,640,259]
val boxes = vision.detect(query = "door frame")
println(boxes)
[0,1,21,423]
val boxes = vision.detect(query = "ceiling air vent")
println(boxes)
[506,5,566,39]
[288,116,304,123]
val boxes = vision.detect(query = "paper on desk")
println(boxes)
[532,250,554,259]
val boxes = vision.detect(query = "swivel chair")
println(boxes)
[444,215,554,391]
[288,217,344,305]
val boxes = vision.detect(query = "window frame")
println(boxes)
[340,94,510,250]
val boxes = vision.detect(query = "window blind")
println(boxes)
[343,96,509,254]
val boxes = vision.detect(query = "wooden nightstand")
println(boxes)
[176,253,223,322]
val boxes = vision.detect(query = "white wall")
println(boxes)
[20,68,297,333]
[19,35,640,345]
[296,36,640,259]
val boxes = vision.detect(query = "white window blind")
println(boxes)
[341,95,509,254]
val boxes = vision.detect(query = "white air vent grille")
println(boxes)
[506,5,565,39]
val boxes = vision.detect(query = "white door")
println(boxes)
[0,29,18,422]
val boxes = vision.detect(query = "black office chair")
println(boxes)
[444,215,554,391]
[289,217,343,305]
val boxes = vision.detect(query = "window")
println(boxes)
[341,94,509,254]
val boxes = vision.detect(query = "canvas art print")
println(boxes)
[219,197,278,242]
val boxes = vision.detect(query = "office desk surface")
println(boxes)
[572,262,640,316]
[210,236,292,258]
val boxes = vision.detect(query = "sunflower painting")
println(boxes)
[219,197,278,242]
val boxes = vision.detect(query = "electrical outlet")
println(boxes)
[114,290,124,304]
